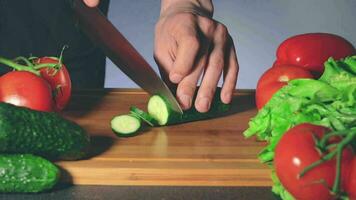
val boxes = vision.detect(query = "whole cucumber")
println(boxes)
[0,154,59,193]
[0,103,90,160]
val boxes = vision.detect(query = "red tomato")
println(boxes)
[346,158,356,199]
[256,65,313,109]
[35,57,71,111]
[274,123,354,200]
[275,33,355,74]
[0,71,53,111]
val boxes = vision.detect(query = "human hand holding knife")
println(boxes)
[76,0,238,113]
[72,0,183,114]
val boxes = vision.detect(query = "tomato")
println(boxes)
[275,33,355,74]
[0,71,53,112]
[274,123,354,200]
[346,158,356,199]
[35,57,72,111]
[255,65,313,109]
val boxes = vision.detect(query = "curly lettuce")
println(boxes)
[243,56,356,199]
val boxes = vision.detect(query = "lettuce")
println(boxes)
[243,56,356,199]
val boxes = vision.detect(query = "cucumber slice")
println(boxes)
[130,106,158,126]
[147,95,174,126]
[111,114,141,137]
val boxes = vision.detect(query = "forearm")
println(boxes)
[160,0,214,18]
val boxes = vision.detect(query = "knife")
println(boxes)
[71,0,183,114]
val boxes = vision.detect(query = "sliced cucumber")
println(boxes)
[130,106,158,126]
[111,115,141,137]
[148,88,230,126]
[147,95,175,125]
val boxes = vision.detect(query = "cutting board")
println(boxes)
[57,89,271,186]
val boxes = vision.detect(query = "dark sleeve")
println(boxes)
[0,0,110,88]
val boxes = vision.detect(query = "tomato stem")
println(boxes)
[299,150,337,178]
[319,131,348,149]
[331,130,356,194]
[33,63,59,70]
[300,129,356,198]
[33,45,68,74]
[13,56,34,68]
[325,143,338,150]
[0,57,40,75]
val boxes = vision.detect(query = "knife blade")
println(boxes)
[72,0,183,114]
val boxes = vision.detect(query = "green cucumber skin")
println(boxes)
[112,128,141,138]
[130,106,158,126]
[0,103,90,160]
[0,154,59,193]
[150,88,230,126]
[167,99,230,125]
[176,100,230,125]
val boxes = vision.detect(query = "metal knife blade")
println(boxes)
[72,0,183,114]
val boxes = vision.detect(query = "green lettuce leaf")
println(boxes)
[243,56,356,199]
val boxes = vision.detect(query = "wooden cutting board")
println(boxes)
[57,89,271,186]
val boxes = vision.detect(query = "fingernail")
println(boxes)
[170,73,183,83]
[197,97,211,112]
[223,93,232,104]
[179,94,192,109]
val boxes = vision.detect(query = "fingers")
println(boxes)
[176,54,207,110]
[154,13,238,112]
[195,24,228,112]
[154,22,178,90]
[169,27,200,84]
[154,51,175,89]
[221,40,239,104]
[83,0,100,7]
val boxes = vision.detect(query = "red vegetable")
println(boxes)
[274,123,354,200]
[35,57,72,111]
[255,65,313,109]
[0,71,53,112]
[346,158,356,199]
[274,33,355,74]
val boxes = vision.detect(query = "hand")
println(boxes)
[155,0,239,113]
[83,0,100,7]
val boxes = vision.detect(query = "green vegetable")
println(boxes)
[147,88,230,126]
[0,103,90,160]
[243,56,356,199]
[130,106,158,126]
[111,114,142,137]
[244,56,356,163]
[0,154,59,193]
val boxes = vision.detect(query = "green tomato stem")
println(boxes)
[13,56,34,68]
[0,56,40,75]
[332,130,356,194]
[319,131,348,149]
[325,143,338,151]
[33,63,59,70]
[299,150,337,178]
[300,129,356,198]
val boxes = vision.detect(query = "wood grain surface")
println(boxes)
[57,89,272,186]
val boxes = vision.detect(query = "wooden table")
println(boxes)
[57,89,271,187]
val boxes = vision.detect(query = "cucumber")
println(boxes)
[0,154,59,193]
[111,114,141,137]
[148,88,230,126]
[0,103,90,160]
[130,106,158,126]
